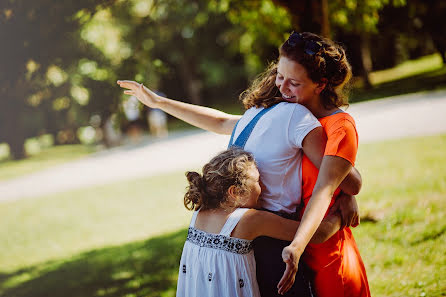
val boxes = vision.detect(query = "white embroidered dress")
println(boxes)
[176,208,260,297]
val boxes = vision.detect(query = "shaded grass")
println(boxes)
[0,144,98,181]
[0,135,445,297]
[0,229,186,297]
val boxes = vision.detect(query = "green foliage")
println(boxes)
[0,0,119,159]
[2,0,446,162]
[331,0,407,33]
[209,0,292,75]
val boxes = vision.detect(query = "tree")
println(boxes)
[0,0,117,159]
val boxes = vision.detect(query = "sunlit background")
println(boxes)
[1,0,445,296]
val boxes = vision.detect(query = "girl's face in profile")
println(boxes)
[275,56,321,108]
[240,164,262,208]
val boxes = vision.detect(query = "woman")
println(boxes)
[118,32,363,296]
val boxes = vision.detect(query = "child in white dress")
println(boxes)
[176,148,342,297]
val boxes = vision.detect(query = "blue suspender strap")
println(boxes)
[228,104,278,149]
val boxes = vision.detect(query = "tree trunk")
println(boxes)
[339,32,372,89]
[320,0,330,38]
[8,135,26,160]
[359,34,373,89]
[179,59,202,105]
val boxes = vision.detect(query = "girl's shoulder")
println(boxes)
[231,208,266,240]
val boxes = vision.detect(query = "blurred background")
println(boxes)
[0,0,445,296]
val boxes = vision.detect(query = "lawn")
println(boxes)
[0,134,445,297]
[350,53,446,103]
[0,144,98,181]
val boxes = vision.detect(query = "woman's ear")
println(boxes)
[315,78,327,95]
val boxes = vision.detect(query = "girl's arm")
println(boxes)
[278,155,352,294]
[117,80,240,135]
[237,209,341,244]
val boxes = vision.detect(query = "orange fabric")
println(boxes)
[322,114,358,166]
[300,112,370,297]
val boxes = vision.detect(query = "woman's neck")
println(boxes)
[303,99,338,119]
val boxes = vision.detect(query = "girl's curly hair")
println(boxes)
[184,148,256,211]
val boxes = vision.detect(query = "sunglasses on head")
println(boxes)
[286,32,322,55]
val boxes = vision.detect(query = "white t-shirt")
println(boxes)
[232,102,320,213]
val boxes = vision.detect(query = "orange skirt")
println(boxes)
[303,228,371,297]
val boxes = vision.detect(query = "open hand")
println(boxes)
[117,80,162,108]
[277,245,301,295]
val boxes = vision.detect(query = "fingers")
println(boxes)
[278,247,298,295]
[277,262,297,295]
[340,211,348,228]
[124,90,134,95]
[116,80,139,89]
[352,214,360,228]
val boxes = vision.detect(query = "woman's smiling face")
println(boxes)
[275,56,321,108]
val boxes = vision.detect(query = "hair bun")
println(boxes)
[186,171,203,187]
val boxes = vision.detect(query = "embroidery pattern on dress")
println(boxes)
[186,227,253,254]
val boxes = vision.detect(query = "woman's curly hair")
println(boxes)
[241,32,352,110]
[184,148,256,211]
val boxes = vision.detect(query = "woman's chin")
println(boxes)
[283,96,298,103]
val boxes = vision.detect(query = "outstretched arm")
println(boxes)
[117,80,241,135]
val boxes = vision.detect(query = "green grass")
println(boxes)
[354,134,446,297]
[0,134,445,296]
[350,53,446,103]
[370,54,444,85]
[0,144,98,181]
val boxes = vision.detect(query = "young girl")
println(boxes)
[177,148,342,297]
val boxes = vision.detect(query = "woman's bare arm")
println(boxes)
[278,155,352,294]
[117,80,240,134]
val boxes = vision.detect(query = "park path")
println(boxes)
[1,90,446,202]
